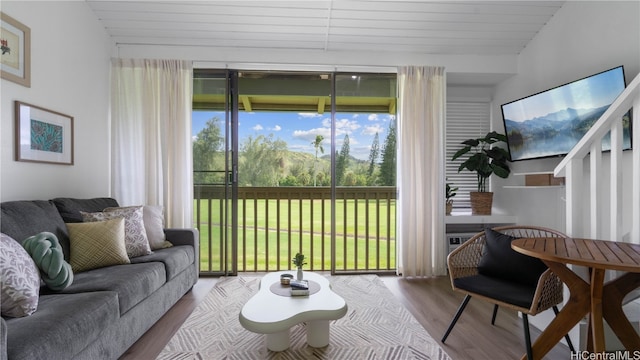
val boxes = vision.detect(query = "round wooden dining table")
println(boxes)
[512,237,640,359]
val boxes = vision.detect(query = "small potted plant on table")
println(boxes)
[292,253,307,280]
[446,182,458,215]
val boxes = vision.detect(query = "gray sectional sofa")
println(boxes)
[0,197,198,360]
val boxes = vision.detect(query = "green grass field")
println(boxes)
[195,198,396,272]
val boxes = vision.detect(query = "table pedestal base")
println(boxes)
[267,330,290,352]
[307,320,330,347]
[266,321,331,351]
[523,262,640,360]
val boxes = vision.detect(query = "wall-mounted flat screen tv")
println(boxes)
[501,66,631,161]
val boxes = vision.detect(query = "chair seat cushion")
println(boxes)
[454,274,536,309]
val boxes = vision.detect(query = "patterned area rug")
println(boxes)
[158,274,451,359]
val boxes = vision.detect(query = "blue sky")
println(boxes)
[192,111,395,161]
[502,66,626,122]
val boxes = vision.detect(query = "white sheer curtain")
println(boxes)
[111,59,193,228]
[396,66,447,277]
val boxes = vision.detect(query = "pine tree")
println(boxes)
[366,132,380,184]
[379,120,396,186]
[335,134,350,186]
[311,135,324,186]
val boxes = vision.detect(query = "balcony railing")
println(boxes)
[194,185,397,274]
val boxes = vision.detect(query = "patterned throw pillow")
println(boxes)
[0,233,41,317]
[106,205,169,250]
[81,206,152,258]
[67,218,130,272]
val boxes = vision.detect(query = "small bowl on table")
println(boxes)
[280,273,293,285]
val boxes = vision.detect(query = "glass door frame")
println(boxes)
[228,71,239,276]
[194,69,397,275]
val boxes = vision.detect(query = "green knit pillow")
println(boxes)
[22,232,74,291]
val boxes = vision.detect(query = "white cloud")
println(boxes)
[252,124,263,131]
[291,117,362,143]
[362,124,384,135]
[293,127,331,142]
[334,118,361,133]
[368,114,379,121]
[298,113,322,118]
[272,125,282,131]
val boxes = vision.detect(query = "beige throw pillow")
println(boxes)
[67,218,130,273]
[81,206,152,258]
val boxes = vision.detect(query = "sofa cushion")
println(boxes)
[477,228,548,286]
[42,262,167,314]
[82,206,152,258]
[3,291,119,360]
[51,197,119,223]
[66,218,131,272]
[0,200,70,260]
[0,234,40,317]
[130,245,195,281]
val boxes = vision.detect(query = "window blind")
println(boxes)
[446,102,490,211]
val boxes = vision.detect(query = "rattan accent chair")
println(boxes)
[441,225,575,359]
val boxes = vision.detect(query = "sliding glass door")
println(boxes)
[193,70,237,275]
[333,73,397,272]
[235,71,333,272]
[193,70,397,275]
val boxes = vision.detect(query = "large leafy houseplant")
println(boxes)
[452,131,511,192]
[451,131,511,215]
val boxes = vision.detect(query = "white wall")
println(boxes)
[121,44,518,81]
[492,1,640,232]
[491,0,640,344]
[0,1,112,201]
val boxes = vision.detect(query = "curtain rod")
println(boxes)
[192,61,398,74]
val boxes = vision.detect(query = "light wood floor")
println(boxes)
[120,275,571,360]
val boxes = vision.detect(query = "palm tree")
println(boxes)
[312,135,324,186]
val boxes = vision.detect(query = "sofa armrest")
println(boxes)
[164,228,199,275]
[164,228,198,247]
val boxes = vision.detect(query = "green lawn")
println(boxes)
[195,198,396,272]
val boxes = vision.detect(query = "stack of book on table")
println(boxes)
[290,279,309,296]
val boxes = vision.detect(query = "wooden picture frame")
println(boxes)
[1,12,30,87]
[15,101,74,165]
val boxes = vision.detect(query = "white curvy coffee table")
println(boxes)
[239,271,347,351]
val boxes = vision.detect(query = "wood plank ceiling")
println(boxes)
[87,1,564,56]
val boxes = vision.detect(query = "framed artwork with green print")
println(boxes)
[15,101,74,165]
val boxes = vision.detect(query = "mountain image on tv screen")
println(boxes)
[501,66,631,161]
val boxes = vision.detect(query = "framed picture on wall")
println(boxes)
[15,101,74,165]
[1,12,31,87]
